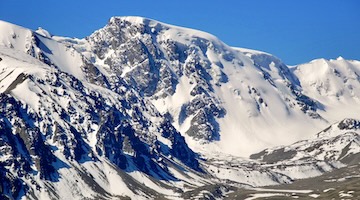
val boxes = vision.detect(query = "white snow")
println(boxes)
[251,187,313,194]
[88,123,99,148]
[151,75,194,133]
[0,20,33,51]
[34,34,85,80]
[35,27,51,38]
[309,194,320,198]
[339,191,353,197]
[245,193,286,200]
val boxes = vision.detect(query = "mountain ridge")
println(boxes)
[0,17,359,199]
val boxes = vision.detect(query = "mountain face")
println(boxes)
[294,58,360,122]
[0,17,359,199]
[69,17,329,156]
[0,20,202,200]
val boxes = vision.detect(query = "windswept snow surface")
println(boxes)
[0,20,33,51]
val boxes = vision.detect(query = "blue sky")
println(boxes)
[1,0,359,65]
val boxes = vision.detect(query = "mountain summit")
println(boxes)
[0,17,359,199]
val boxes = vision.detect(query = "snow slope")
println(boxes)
[294,58,360,122]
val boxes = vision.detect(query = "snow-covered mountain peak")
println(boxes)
[70,16,356,157]
[106,16,224,46]
[2,18,358,157]
[294,56,360,122]
[316,118,360,138]
[35,27,51,38]
[336,56,345,60]
[108,16,168,31]
[1,18,360,199]
[109,16,148,25]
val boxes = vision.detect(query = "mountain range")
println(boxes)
[0,17,359,199]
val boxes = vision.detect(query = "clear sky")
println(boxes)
[1,0,359,65]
